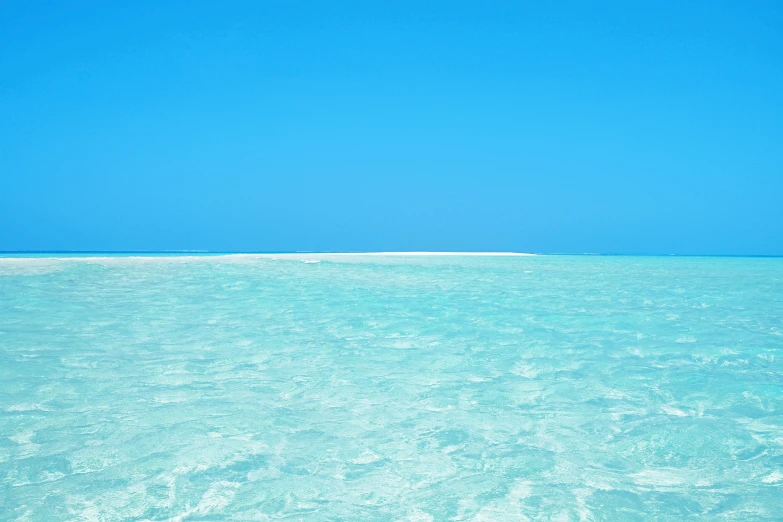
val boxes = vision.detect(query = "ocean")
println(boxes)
[1,254,781,520]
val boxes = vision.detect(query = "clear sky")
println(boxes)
[1,1,781,254]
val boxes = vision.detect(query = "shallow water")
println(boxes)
[1,255,781,520]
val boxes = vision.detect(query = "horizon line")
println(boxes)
[0,251,782,258]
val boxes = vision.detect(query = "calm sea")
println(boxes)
[1,255,781,520]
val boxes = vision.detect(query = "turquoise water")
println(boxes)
[1,255,781,520]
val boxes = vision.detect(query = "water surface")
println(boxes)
[1,255,781,520]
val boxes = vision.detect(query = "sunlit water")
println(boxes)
[1,255,781,520]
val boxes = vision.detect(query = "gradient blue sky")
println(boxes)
[1,1,781,254]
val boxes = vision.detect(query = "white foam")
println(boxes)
[661,405,688,417]
[631,468,685,487]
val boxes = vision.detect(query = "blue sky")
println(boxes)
[1,1,781,254]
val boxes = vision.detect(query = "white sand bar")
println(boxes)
[264,252,534,257]
[0,252,535,270]
[229,252,536,261]
[1,252,534,261]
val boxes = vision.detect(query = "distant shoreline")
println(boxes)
[2,252,781,259]
[267,252,535,257]
[0,252,536,262]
